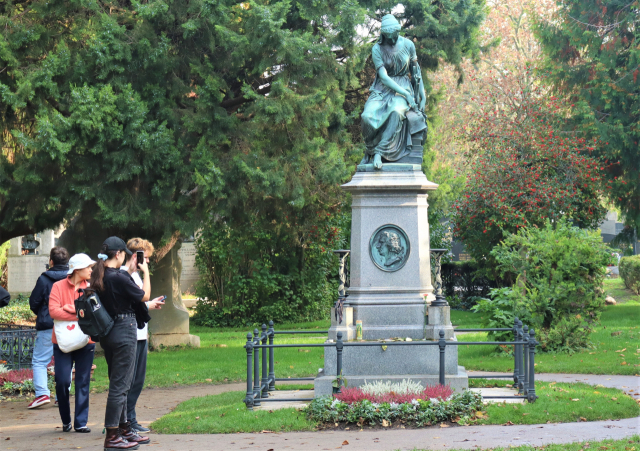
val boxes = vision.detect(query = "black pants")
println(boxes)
[126,339,148,425]
[100,316,137,428]
[53,343,95,429]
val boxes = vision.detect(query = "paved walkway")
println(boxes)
[0,373,638,451]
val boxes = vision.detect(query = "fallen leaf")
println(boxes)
[342,440,349,445]
[382,419,390,427]
[522,413,529,416]
[572,399,580,402]
[611,397,618,401]
[260,430,274,434]
[206,379,212,382]
[439,423,450,428]
[579,417,587,422]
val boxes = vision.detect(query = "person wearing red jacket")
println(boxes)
[49,253,96,433]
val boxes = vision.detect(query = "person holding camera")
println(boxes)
[27,247,70,409]
[91,237,150,450]
[48,253,96,432]
[120,238,164,433]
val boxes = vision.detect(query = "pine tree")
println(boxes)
[535,0,640,228]
[1,0,488,251]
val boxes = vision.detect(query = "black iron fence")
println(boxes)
[243,317,538,410]
[0,324,37,370]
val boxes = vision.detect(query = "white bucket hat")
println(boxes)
[67,253,97,275]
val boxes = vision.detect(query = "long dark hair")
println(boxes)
[90,245,118,292]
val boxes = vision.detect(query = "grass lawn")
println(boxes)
[604,277,640,304]
[455,301,640,375]
[411,435,640,451]
[90,320,331,392]
[150,381,639,434]
[89,285,639,393]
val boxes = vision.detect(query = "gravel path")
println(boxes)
[0,373,637,451]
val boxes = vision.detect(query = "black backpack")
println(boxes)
[75,288,114,340]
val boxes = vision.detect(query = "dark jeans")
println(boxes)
[126,339,148,425]
[53,343,95,429]
[100,316,137,428]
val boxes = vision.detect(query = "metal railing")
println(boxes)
[0,324,37,370]
[243,317,538,410]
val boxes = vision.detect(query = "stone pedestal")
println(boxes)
[424,305,455,340]
[148,243,200,348]
[318,168,468,396]
[329,170,438,340]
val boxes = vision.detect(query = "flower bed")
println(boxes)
[335,383,453,404]
[306,380,483,428]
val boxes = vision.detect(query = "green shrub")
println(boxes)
[619,255,640,295]
[490,218,610,353]
[0,294,35,325]
[472,287,531,343]
[193,211,348,327]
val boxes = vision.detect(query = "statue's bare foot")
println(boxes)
[373,154,382,169]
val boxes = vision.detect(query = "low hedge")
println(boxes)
[306,390,484,428]
[619,255,640,295]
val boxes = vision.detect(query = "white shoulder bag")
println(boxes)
[54,320,90,353]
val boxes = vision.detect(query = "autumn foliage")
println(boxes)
[452,71,606,266]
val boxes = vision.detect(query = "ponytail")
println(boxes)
[90,245,117,292]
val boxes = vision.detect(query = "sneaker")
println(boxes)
[75,426,91,433]
[63,423,72,432]
[130,423,150,433]
[27,395,51,409]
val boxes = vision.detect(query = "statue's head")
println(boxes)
[379,14,401,45]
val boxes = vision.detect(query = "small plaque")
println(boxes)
[369,225,410,272]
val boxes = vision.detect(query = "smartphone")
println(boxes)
[136,250,145,265]
[159,295,166,303]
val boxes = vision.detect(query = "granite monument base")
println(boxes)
[315,336,468,396]
[339,170,438,341]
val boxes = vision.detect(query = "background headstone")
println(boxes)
[7,230,56,295]
[148,242,200,348]
[177,242,199,294]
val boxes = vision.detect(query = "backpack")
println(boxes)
[75,288,114,340]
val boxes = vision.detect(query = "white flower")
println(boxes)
[360,379,425,396]
[389,402,399,409]
[411,399,420,406]
[331,398,341,408]
[429,398,440,405]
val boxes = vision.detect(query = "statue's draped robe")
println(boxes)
[361,37,425,162]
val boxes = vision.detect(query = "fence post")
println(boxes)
[253,328,261,406]
[527,328,538,403]
[336,331,343,394]
[522,325,529,396]
[513,317,520,388]
[261,324,269,398]
[244,333,254,410]
[517,319,525,394]
[268,320,275,391]
[438,330,446,386]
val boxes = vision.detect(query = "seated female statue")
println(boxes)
[360,14,427,169]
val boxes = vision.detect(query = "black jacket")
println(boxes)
[29,265,69,330]
[0,285,10,308]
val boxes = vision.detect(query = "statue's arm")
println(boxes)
[410,60,427,111]
[377,66,417,108]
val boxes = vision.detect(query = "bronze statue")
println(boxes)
[360,14,427,169]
